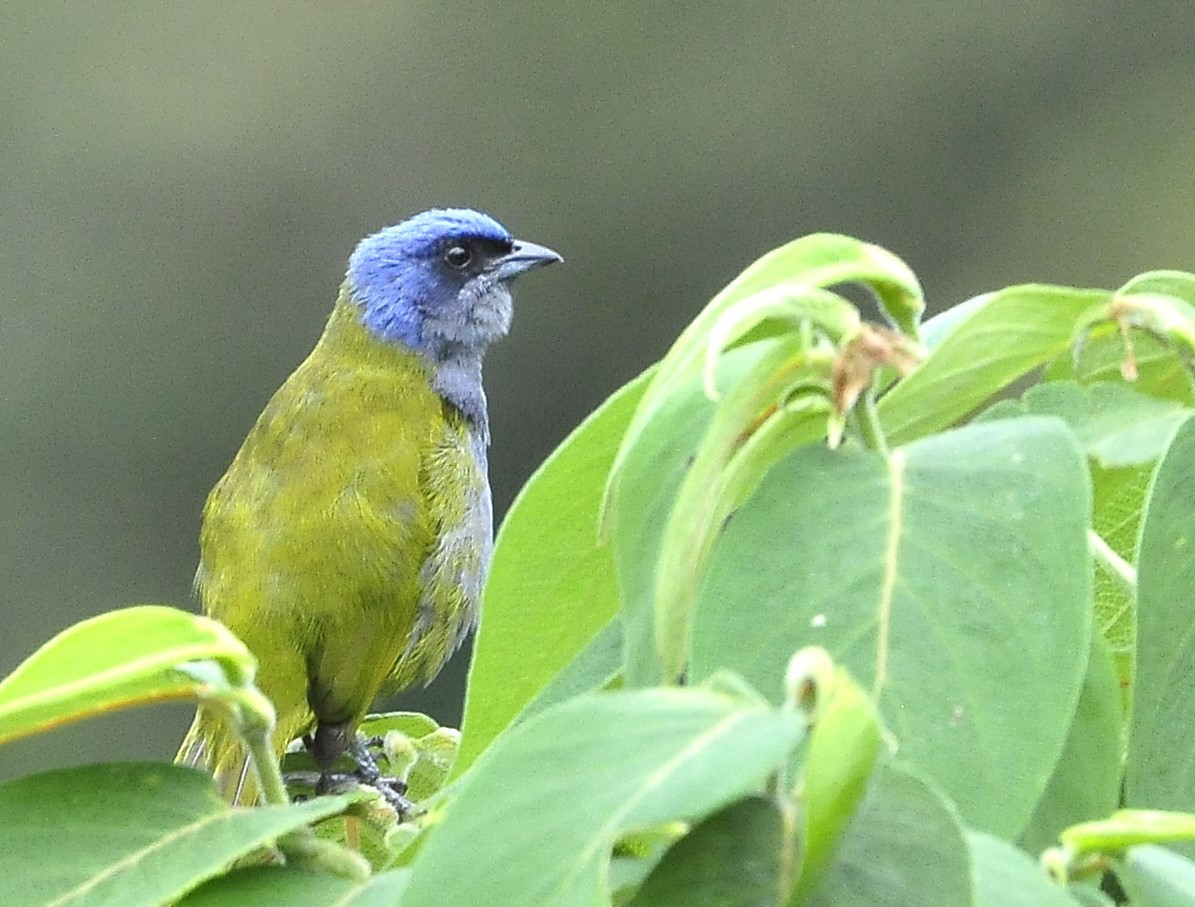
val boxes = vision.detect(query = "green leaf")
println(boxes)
[1116,845,1195,906]
[1128,414,1195,826]
[402,686,805,907]
[614,345,770,686]
[1089,461,1149,692]
[980,378,1168,698]
[1066,886,1117,907]
[652,334,832,682]
[693,416,1092,836]
[968,832,1081,907]
[611,234,922,502]
[1042,324,1191,695]
[626,797,788,907]
[358,710,439,739]
[456,370,649,775]
[0,763,355,907]
[606,236,923,685]
[806,762,972,907]
[360,712,455,804]
[879,285,1111,445]
[513,617,623,725]
[791,666,882,902]
[1045,329,1195,405]
[1108,284,1195,362]
[1119,270,1195,304]
[1018,632,1123,858]
[177,867,409,906]
[978,381,1190,468]
[0,605,253,746]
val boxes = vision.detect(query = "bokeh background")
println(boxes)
[4,3,1195,781]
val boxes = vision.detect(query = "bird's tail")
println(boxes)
[176,706,262,806]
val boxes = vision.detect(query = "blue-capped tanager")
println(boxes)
[176,208,561,804]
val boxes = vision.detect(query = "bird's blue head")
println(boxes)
[346,208,561,358]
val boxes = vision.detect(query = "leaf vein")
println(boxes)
[874,450,906,698]
[551,707,758,901]
[47,808,242,907]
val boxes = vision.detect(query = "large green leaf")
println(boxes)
[511,617,623,726]
[978,381,1190,468]
[1116,845,1195,907]
[693,416,1092,836]
[0,605,253,746]
[613,345,772,686]
[1127,414,1195,819]
[402,685,805,907]
[626,796,788,907]
[1065,888,1117,907]
[456,370,649,775]
[177,867,408,907]
[978,378,1175,692]
[806,762,971,907]
[0,763,355,907]
[968,832,1081,907]
[879,285,1110,445]
[1018,632,1123,858]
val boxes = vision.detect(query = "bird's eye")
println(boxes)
[444,245,472,268]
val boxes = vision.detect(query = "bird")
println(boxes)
[176,208,561,805]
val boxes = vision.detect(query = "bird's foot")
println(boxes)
[313,734,415,817]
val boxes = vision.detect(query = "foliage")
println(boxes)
[6,238,1195,904]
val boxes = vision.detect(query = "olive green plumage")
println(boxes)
[177,292,487,802]
[176,208,560,804]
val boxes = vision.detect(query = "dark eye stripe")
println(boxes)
[479,237,514,256]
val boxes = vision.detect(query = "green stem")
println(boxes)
[233,688,291,806]
[853,390,889,454]
[1088,529,1137,594]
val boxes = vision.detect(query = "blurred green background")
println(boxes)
[3,3,1194,781]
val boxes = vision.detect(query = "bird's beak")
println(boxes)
[494,239,563,281]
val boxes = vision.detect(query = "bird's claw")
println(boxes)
[311,769,414,817]
[311,733,416,818]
